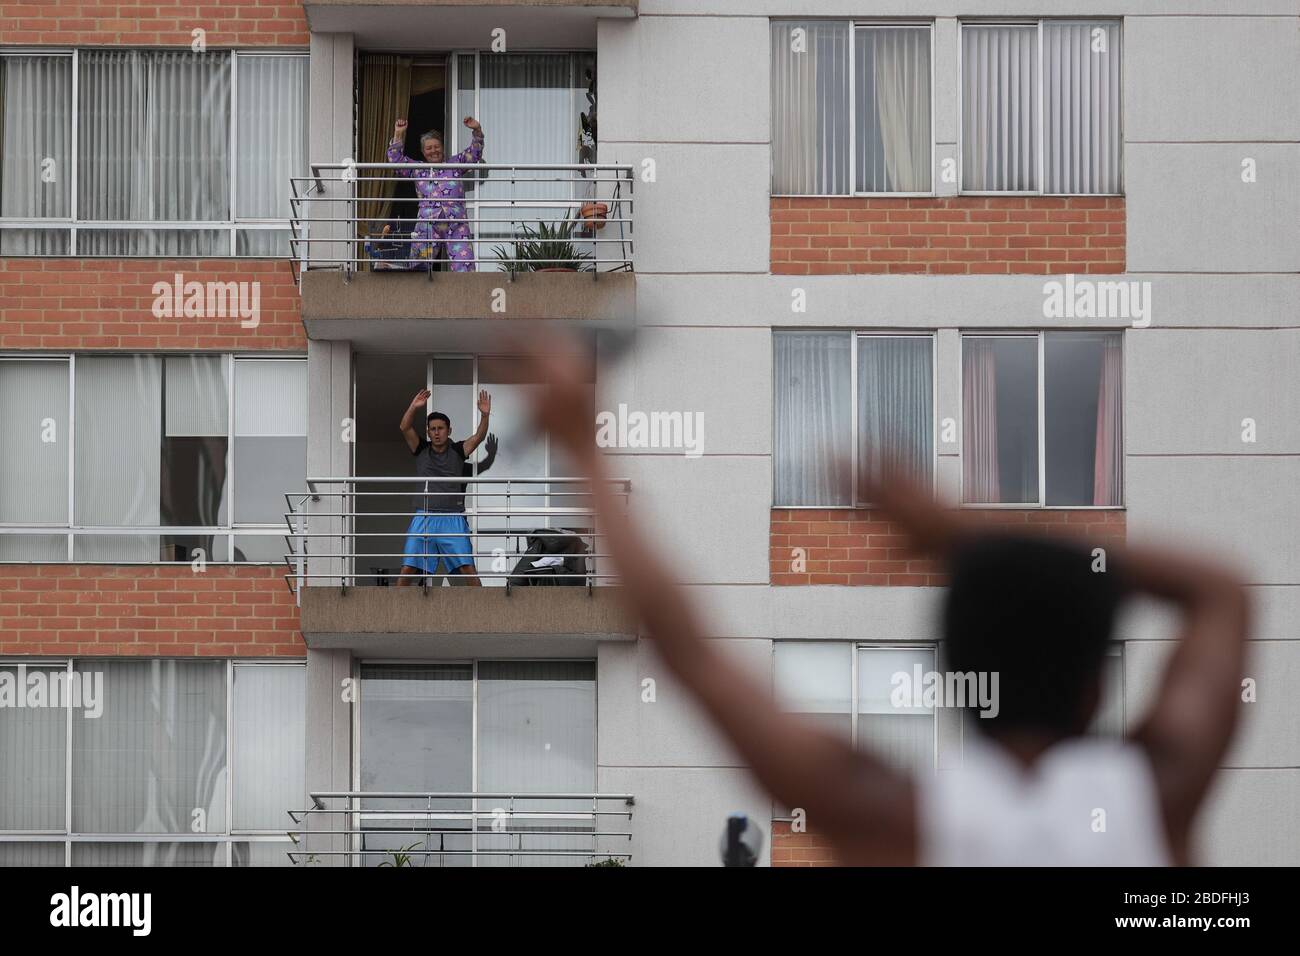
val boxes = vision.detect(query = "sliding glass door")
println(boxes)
[357,660,596,867]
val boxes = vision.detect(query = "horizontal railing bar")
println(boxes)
[289,829,631,838]
[307,477,626,484]
[312,792,634,800]
[306,162,634,171]
[287,851,633,859]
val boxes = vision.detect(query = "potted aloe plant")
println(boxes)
[493,219,594,273]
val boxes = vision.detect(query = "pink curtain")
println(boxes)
[1092,338,1124,505]
[962,340,1000,502]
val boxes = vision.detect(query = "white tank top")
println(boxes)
[919,733,1172,866]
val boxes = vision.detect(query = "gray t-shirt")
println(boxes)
[413,438,467,513]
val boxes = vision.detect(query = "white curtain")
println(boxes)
[771,20,850,195]
[476,661,596,867]
[234,358,306,524]
[235,54,308,255]
[858,26,931,192]
[234,358,306,437]
[774,642,853,740]
[77,50,230,255]
[74,356,161,560]
[232,665,305,831]
[857,647,935,772]
[475,53,576,243]
[774,332,852,506]
[165,355,228,438]
[1045,21,1122,194]
[962,24,1038,191]
[0,665,67,830]
[0,359,68,524]
[857,337,933,490]
[0,54,71,254]
[72,660,227,835]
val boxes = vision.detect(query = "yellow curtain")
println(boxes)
[357,54,412,243]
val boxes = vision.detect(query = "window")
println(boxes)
[0,50,307,256]
[960,20,1122,194]
[772,21,932,195]
[358,660,597,866]
[0,660,304,867]
[961,332,1123,506]
[774,642,937,773]
[0,354,306,563]
[774,331,934,506]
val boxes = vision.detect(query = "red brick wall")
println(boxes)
[0,0,308,46]
[771,821,838,867]
[771,197,1125,275]
[0,259,304,350]
[771,508,1126,586]
[0,565,304,657]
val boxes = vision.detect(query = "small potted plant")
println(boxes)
[577,65,607,235]
[493,219,594,273]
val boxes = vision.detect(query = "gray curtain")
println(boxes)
[1044,21,1122,194]
[0,54,71,253]
[774,332,852,506]
[77,50,230,255]
[962,24,1039,191]
[771,20,850,194]
[857,337,933,490]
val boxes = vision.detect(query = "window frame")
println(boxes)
[0,351,307,564]
[0,658,305,867]
[351,657,599,866]
[957,330,1125,510]
[957,18,1124,197]
[0,48,309,258]
[770,20,937,199]
[771,640,940,822]
[771,330,938,509]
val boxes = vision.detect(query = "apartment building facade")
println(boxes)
[0,0,1296,867]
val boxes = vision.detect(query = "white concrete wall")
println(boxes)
[307,1,1299,865]
[593,3,1300,866]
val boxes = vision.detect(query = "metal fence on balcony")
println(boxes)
[282,475,630,594]
[287,791,634,867]
[288,162,634,278]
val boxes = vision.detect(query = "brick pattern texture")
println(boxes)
[771,508,1127,586]
[0,259,304,350]
[771,196,1125,275]
[771,821,838,867]
[0,0,308,46]
[0,565,304,657]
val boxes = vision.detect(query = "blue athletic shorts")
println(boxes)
[402,512,474,573]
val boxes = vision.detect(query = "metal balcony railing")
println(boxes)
[288,162,634,279]
[282,475,630,595]
[287,791,635,867]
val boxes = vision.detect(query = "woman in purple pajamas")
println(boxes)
[387,115,484,270]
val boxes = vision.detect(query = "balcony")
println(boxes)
[303,2,638,50]
[284,475,636,650]
[289,162,636,338]
[288,790,635,867]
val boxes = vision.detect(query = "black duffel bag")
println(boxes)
[507,528,590,587]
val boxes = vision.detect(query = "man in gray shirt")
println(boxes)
[396,387,492,585]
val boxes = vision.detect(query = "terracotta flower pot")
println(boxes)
[580,202,609,231]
